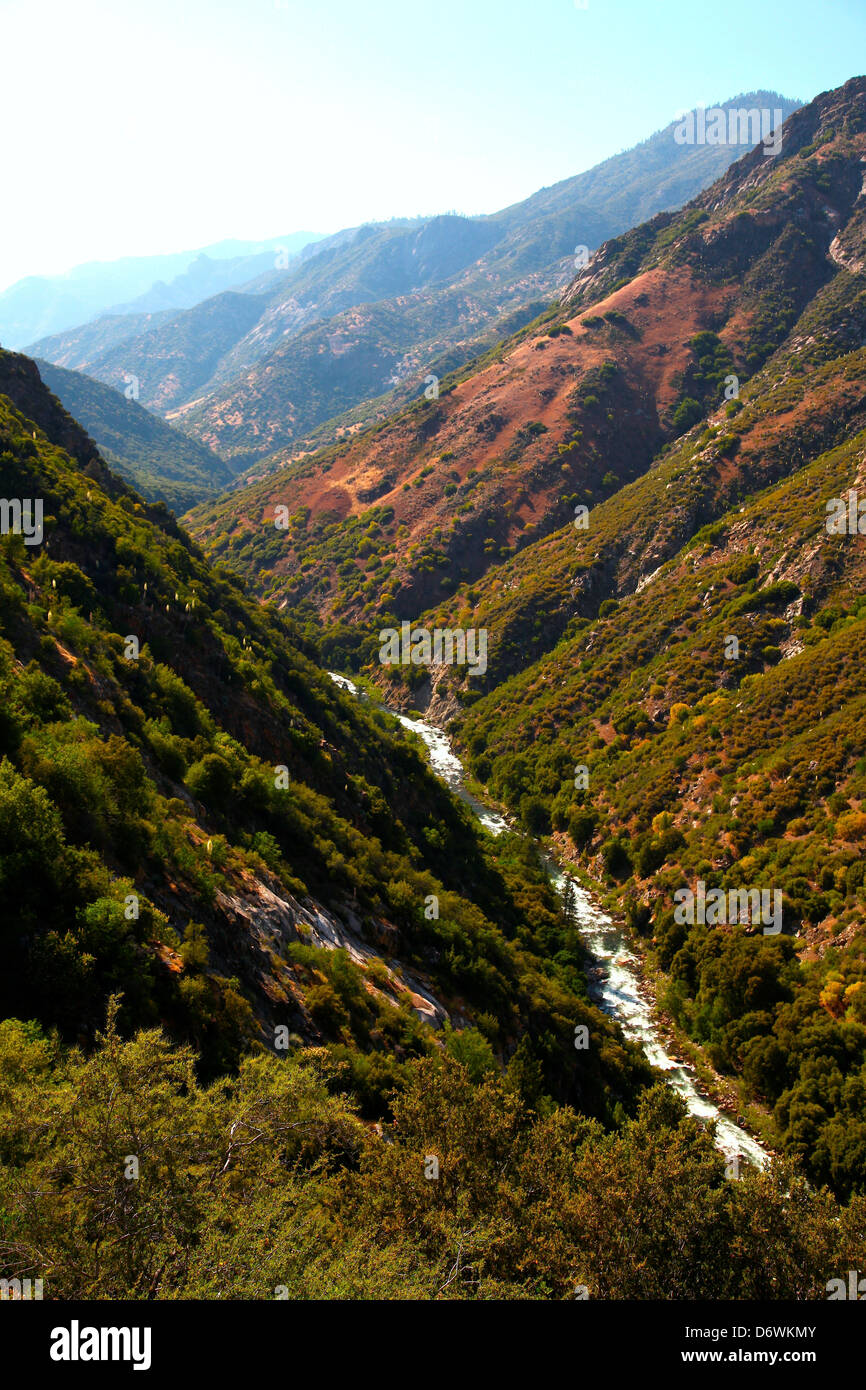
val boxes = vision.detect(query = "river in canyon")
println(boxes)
[329,671,768,1169]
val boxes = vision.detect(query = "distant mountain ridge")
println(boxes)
[0,231,322,349]
[185,86,827,627]
[34,359,237,513]
[29,93,800,467]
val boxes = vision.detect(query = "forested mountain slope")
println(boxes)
[35,358,237,512]
[0,348,863,1301]
[374,77,866,1198]
[8,61,866,1294]
[0,348,648,1116]
[182,78,866,1200]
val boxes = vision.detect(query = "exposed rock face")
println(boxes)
[372,664,463,726]
[215,870,450,1043]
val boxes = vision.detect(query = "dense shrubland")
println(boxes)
[0,1013,862,1300]
[0,377,648,1137]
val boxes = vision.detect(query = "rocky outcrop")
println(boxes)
[214,870,451,1044]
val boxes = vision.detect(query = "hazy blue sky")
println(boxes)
[3,0,864,288]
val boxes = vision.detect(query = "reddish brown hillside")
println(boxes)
[188,82,866,626]
[192,266,737,620]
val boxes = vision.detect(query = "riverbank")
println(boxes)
[329,670,770,1167]
[551,842,780,1155]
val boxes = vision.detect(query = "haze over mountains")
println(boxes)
[0,231,321,349]
[188,88,831,628]
[27,93,799,481]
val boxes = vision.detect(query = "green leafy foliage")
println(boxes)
[0,1018,861,1300]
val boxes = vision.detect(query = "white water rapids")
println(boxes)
[329,671,768,1168]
